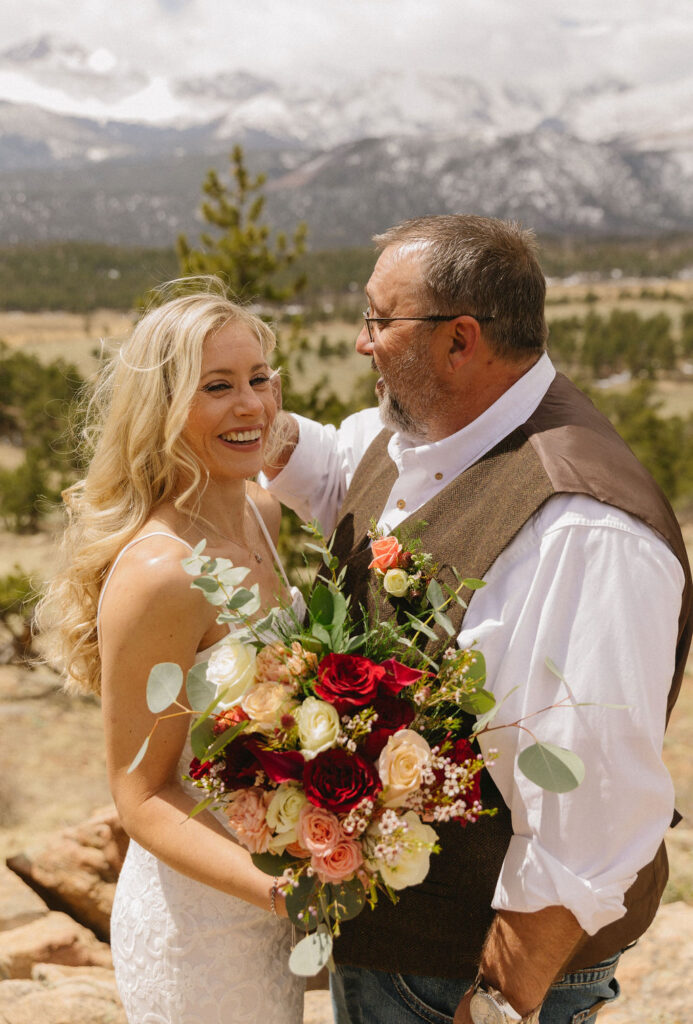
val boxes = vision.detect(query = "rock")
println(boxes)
[6,805,128,941]
[0,866,47,933]
[0,911,112,980]
[601,901,693,1023]
[0,964,126,1024]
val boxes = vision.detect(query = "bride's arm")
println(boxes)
[99,541,284,914]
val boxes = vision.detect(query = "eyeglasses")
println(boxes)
[362,312,495,344]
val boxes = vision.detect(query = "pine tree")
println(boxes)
[176,145,307,303]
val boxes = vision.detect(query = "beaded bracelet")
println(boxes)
[270,876,280,917]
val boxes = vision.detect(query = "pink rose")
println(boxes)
[226,787,272,854]
[368,535,403,571]
[312,837,364,884]
[296,803,342,855]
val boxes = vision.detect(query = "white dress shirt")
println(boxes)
[263,354,684,935]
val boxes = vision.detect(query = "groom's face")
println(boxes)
[357,245,446,439]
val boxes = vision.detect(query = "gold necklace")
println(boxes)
[204,506,264,565]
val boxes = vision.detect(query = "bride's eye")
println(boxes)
[250,375,271,387]
[201,381,230,393]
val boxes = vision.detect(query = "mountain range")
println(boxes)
[1,34,692,248]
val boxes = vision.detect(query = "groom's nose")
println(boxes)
[356,322,373,356]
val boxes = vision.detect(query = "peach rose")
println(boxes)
[242,681,294,731]
[296,803,342,855]
[312,837,364,884]
[225,787,272,854]
[368,535,403,571]
[378,729,433,807]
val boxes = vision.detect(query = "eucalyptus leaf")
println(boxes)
[310,585,334,625]
[206,588,230,606]
[217,566,251,588]
[458,688,496,715]
[328,879,366,922]
[328,589,348,629]
[312,623,331,646]
[186,662,215,711]
[251,851,296,877]
[432,609,455,637]
[344,633,365,653]
[471,703,501,735]
[181,555,207,576]
[288,927,333,976]
[192,576,220,594]
[443,583,468,609]
[461,577,486,590]
[190,716,217,760]
[544,656,567,682]
[518,742,585,793]
[285,873,319,931]
[226,587,255,609]
[426,579,445,610]
[127,734,150,774]
[465,650,487,685]
[404,612,439,642]
[146,662,184,713]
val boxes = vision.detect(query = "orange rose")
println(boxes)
[369,535,403,571]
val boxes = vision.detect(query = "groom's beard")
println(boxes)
[376,334,440,440]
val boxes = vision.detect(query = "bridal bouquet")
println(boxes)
[132,522,584,976]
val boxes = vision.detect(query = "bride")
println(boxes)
[38,283,305,1024]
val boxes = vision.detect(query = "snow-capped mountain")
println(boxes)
[1,34,692,246]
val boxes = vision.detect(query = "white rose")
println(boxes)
[242,681,292,730]
[383,568,410,597]
[378,729,433,807]
[206,640,257,708]
[266,783,308,834]
[371,811,438,890]
[295,696,341,759]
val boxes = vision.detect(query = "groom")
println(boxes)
[262,215,692,1024]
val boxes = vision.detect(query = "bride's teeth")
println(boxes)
[221,429,262,442]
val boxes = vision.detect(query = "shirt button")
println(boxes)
[396,499,406,510]
[434,472,443,480]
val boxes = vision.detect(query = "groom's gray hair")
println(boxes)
[373,215,548,361]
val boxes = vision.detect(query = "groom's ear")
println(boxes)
[446,315,480,371]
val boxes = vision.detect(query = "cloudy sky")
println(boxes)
[2,0,693,93]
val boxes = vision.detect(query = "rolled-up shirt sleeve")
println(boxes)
[261,409,383,535]
[459,494,684,934]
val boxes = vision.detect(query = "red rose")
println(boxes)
[363,695,416,760]
[303,748,382,813]
[252,745,305,784]
[315,653,386,713]
[188,758,213,780]
[217,734,262,791]
[380,658,426,695]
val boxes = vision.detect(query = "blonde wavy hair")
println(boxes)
[37,280,276,696]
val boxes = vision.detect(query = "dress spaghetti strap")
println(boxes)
[96,532,193,632]
[246,495,291,591]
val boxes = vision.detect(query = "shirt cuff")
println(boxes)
[491,835,636,935]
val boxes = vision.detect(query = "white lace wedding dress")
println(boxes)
[101,505,306,1024]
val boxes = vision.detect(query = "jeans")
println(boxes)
[330,951,621,1024]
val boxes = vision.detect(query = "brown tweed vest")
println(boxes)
[331,372,692,978]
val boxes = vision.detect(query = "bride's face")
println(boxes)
[182,322,277,482]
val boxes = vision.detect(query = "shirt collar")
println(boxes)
[387,353,556,478]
